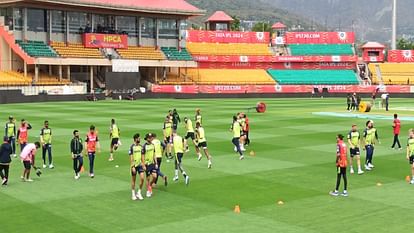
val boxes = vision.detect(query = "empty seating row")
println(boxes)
[267,70,359,85]
[184,69,276,85]
[289,44,354,56]
[161,47,192,61]
[187,43,273,56]
[50,42,104,58]
[117,46,165,60]
[16,40,57,57]
[369,63,414,85]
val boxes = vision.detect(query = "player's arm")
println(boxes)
[183,138,187,153]
[141,153,146,170]
[129,146,135,169]
[4,124,7,137]
[70,139,75,158]
[336,145,340,164]
[407,140,411,160]
[13,124,16,136]
[40,129,45,145]
[83,137,88,155]
[361,130,367,149]
[27,123,32,130]
[16,129,20,140]
[375,131,380,144]
[96,137,101,153]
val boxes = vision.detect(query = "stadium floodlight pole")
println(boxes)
[391,0,397,50]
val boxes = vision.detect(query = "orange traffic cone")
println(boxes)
[234,205,240,214]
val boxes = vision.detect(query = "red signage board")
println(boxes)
[285,32,355,44]
[152,85,412,94]
[197,62,355,70]
[387,50,414,62]
[185,30,269,44]
[192,55,358,63]
[83,33,128,49]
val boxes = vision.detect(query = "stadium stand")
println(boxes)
[117,46,165,60]
[0,71,70,86]
[289,44,354,56]
[161,47,192,61]
[369,63,414,85]
[50,42,104,58]
[268,70,359,85]
[184,69,276,85]
[187,43,273,56]
[16,40,57,57]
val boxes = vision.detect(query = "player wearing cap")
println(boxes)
[16,119,32,152]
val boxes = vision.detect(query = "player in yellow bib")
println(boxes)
[195,122,212,169]
[172,132,189,185]
[140,133,158,198]
[406,129,414,184]
[109,119,120,161]
[129,133,143,200]
[230,115,244,160]
[347,124,364,175]
[362,120,379,171]
[195,108,202,125]
[183,117,200,155]
[163,116,173,159]
[152,133,167,187]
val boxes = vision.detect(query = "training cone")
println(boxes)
[406,176,411,183]
[249,150,256,157]
[277,200,284,205]
[376,182,382,187]
[234,205,240,214]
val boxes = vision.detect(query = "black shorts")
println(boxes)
[145,163,157,177]
[111,138,119,146]
[350,148,360,157]
[172,123,178,130]
[185,132,195,140]
[197,141,207,149]
[337,166,347,174]
[176,153,183,163]
[165,136,171,144]
[131,166,140,176]
[23,161,31,169]
[409,155,414,165]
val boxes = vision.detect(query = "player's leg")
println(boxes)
[349,153,354,174]
[411,158,414,184]
[246,131,250,145]
[341,167,348,196]
[3,165,9,185]
[0,165,5,184]
[131,167,137,200]
[396,134,401,149]
[78,156,83,177]
[73,156,78,179]
[369,146,375,168]
[47,144,54,168]
[330,167,341,196]
[145,170,152,197]
[177,153,189,185]
[173,155,179,181]
[10,137,16,156]
[364,146,372,170]
[356,154,363,174]
[202,146,212,169]
[232,137,244,159]
[42,145,47,168]
[88,152,95,178]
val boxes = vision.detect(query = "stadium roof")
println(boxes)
[3,0,205,16]
[272,22,286,29]
[361,42,386,49]
[206,11,234,22]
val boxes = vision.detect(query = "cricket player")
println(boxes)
[183,117,199,154]
[4,116,16,157]
[163,116,173,159]
[0,136,12,185]
[195,122,212,168]
[141,133,158,198]
[109,118,120,161]
[152,133,167,187]
[40,120,53,168]
[363,120,379,171]
[20,141,41,182]
[347,124,363,175]
[195,108,202,125]
[172,132,189,185]
[129,133,144,200]
[17,119,32,152]
[85,125,100,178]
[406,129,414,184]
[330,134,348,197]
[70,130,83,180]
[231,116,244,160]
[391,114,402,150]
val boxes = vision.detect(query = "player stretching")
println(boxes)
[172,132,190,185]
[109,119,120,161]
[40,120,53,169]
[406,129,414,184]
[17,119,32,152]
[330,134,348,197]
[141,133,158,197]
[347,124,363,175]
[363,120,379,171]
[129,133,144,200]
[163,116,173,159]
[4,116,16,157]
[183,117,199,154]
[85,125,100,178]
[195,122,212,168]
[152,133,167,187]
[70,130,83,180]
[231,116,244,160]
[20,142,41,182]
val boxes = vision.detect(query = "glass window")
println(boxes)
[51,10,64,33]
[93,14,114,33]
[13,8,22,31]
[68,12,89,34]
[141,18,155,38]
[116,16,136,36]
[27,8,47,32]
[158,19,178,39]
[0,8,13,30]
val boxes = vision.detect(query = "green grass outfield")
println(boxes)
[1,98,414,233]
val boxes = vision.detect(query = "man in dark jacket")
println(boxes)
[0,136,12,185]
[70,130,84,180]
[172,109,181,132]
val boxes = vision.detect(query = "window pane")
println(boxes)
[52,10,64,33]
[27,8,47,32]
[13,8,23,31]
[1,8,13,30]
[116,16,136,36]
[68,12,89,34]
[158,19,178,39]
[141,18,155,38]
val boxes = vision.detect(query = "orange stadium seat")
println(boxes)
[50,41,104,58]
[117,46,165,60]
[180,69,276,85]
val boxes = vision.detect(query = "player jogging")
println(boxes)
[195,122,212,168]
[20,142,41,182]
[0,136,12,185]
[85,125,100,178]
[172,132,190,185]
[406,129,414,184]
[183,117,199,154]
[141,133,158,198]
[40,120,53,168]
[362,120,379,171]
[4,116,16,157]
[391,114,402,150]
[152,133,167,187]
[347,124,364,175]
[172,109,181,132]
[163,116,173,159]
[70,130,83,180]
[109,118,120,161]
[231,116,244,160]
[129,133,144,200]
[237,113,246,152]
[195,108,202,125]
[17,119,32,152]
[330,134,348,197]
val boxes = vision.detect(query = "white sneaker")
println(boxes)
[197,154,202,161]
[146,191,152,198]
[350,168,354,174]
[208,161,212,169]
[12,154,17,158]
[358,170,364,175]
[239,155,244,160]
[341,191,349,197]
[108,157,114,161]
[368,163,374,168]
[185,176,190,186]
[410,179,414,185]
[90,173,95,178]
[136,192,144,200]
[74,174,80,180]
[25,178,33,182]
[233,146,237,152]
[42,164,47,168]
[329,191,339,196]
[241,147,246,152]
[49,164,54,169]
[132,194,137,201]
[365,165,372,171]
[173,176,179,182]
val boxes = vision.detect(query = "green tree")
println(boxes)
[252,21,272,33]
[396,38,414,50]
[230,15,241,31]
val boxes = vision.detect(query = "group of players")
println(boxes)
[331,113,414,197]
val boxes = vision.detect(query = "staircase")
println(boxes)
[374,64,384,85]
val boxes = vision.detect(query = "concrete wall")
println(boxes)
[0,36,11,70]
[26,31,47,41]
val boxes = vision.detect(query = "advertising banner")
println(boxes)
[387,50,414,62]
[83,33,128,49]
[285,32,355,44]
[185,30,269,44]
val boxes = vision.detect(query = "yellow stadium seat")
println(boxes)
[50,41,104,58]
[187,42,272,56]
[369,63,414,85]
[117,46,165,60]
